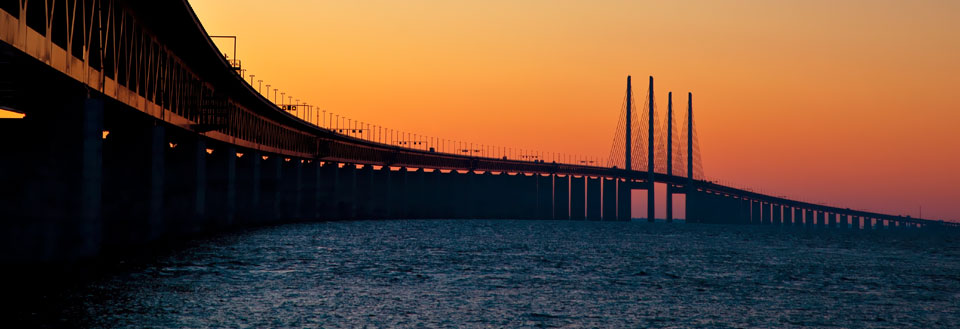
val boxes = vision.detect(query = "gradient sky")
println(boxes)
[188,0,960,221]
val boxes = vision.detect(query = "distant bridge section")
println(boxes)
[0,0,953,263]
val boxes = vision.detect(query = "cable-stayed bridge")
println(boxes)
[0,0,955,262]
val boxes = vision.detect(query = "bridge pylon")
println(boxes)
[647,76,655,222]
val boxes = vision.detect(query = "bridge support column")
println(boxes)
[501,173,520,219]
[165,133,208,234]
[772,204,781,226]
[293,160,304,219]
[389,168,407,219]
[260,155,282,222]
[587,177,602,221]
[750,200,760,225]
[356,165,375,219]
[493,173,513,219]
[507,173,528,219]
[442,171,461,219]
[791,207,798,227]
[602,178,617,221]
[335,164,357,219]
[374,166,391,219]
[854,216,862,230]
[523,174,539,219]
[319,162,339,220]
[146,125,167,239]
[101,117,166,246]
[685,189,699,223]
[570,176,586,220]
[206,144,237,228]
[0,95,107,261]
[236,151,261,224]
[761,202,770,225]
[555,175,570,220]
[701,192,717,224]
[450,170,466,219]
[477,172,497,219]
[617,179,631,221]
[278,158,301,220]
[740,198,751,224]
[407,168,424,219]
[306,160,323,220]
[537,174,553,220]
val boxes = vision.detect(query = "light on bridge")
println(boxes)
[0,107,25,119]
[101,130,110,139]
[205,148,214,155]
[169,142,178,149]
[236,152,244,158]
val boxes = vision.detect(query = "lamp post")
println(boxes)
[257,80,263,93]
[249,74,255,85]
[265,85,271,98]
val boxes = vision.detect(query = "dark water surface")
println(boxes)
[21,220,960,328]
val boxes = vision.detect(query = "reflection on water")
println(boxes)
[19,220,960,328]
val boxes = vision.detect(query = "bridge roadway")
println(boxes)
[0,0,954,263]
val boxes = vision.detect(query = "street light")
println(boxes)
[249,74,255,85]
[257,80,263,93]
[265,85,271,98]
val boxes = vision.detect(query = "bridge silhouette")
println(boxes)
[1,0,955,262]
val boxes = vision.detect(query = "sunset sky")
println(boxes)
[188,0,960,221]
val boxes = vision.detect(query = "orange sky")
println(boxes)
[189,0,960,221]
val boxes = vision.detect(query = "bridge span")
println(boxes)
[1,0,955,262]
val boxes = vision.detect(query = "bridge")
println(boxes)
[1,0,955,262]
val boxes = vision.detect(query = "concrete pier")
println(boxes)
[617,179,631,221]
[570,176,586,220]
[772,204,781,225]
[537,174,553,220]
[554,175,570,220]
[206,144,237,228]
[587,177,601,221]
[602,178,617,221]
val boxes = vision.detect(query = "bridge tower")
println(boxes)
[624,76,633,222]
[687,92,694,183]
[686,92,694,222]
[625,76,631,172]
[647,76,656,222]
[666,92,673,222]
